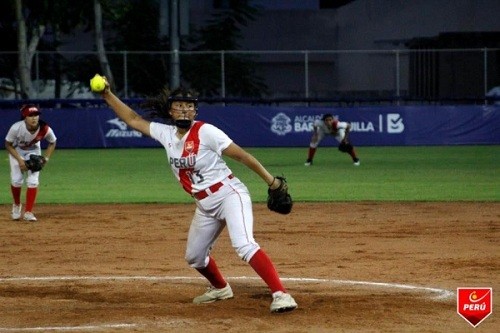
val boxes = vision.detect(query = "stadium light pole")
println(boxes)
[169,0,180,89]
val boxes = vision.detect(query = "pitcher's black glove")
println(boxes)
[267,176,293,215]
[25,155,46,172]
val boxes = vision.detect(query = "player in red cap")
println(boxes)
[5,105,57,221]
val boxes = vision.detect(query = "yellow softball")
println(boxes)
[90,74,106,93]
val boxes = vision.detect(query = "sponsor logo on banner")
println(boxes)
[270,113,293,136]
[293,115,321,132]
[271,112,404,135]
[386,113,405,133]
[293,114,376,133]
[457,287,492,327]
[350,121,375,132]
[105,118,142,138]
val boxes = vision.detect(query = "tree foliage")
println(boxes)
[183,1,268,97]
[0,1,18,97]
[6,0,93,98]
[1,0,268,99]
[107,0,169,96]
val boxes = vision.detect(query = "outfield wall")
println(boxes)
[1,105,498,148]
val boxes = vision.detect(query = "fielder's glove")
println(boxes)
[267,176,293,215]
[338,141,354,153]
[25,155,46,172]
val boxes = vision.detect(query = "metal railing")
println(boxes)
[1,48,499,104]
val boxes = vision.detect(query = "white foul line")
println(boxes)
[0,275,455,300]
[0,275,455,332]
[0,324,139,332]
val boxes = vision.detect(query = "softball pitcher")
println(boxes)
[99,82,297,313]
[5,105,57,221]
[305,113,360,166]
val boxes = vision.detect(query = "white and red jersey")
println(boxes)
[150,120,233,195]
[313,118,349,143]
[5,120,57,157]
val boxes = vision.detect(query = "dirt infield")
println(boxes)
[0,202,498,332]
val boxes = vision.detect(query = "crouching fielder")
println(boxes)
[305,113,360,166]
[5,104,57,221]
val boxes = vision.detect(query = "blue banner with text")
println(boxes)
[1,105,498,148]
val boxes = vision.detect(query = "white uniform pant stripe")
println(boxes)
[185,178,260,268]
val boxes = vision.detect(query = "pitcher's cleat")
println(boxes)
[23,211,37,221]
[193,283,234,304]
[270,291,298,313]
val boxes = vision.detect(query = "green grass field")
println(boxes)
[1,146,498,204]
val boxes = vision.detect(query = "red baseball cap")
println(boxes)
[21,104,41,119]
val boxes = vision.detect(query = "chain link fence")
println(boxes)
[1,48,499,104]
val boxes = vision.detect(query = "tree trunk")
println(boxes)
[15,0,45,99]
[94,0,114,90]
